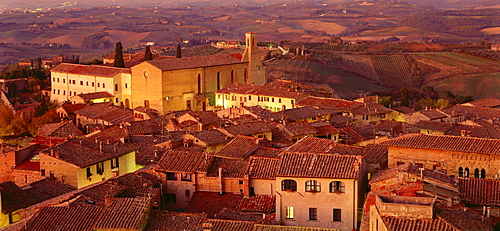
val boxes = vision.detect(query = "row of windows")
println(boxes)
[285,207,342,221]
[458,167,486,178]
[282,180,345,193]
[52,77,109,88]
[167,172,193,181]
[219,94,294,105]
[53,89,82,96]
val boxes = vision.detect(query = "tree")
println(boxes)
[114,42,125,68]
[145,46,153,61]
[176,44,182,58]
[435,98,451,110]
[29,110,60,136]
[401,87,409,107]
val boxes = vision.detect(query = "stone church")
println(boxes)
[130,32,266,113]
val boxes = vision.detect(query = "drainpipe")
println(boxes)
[353,179,357,230]
[218,167,223,195]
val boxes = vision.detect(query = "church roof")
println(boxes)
[143,54,244,71]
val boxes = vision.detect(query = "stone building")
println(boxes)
[383,133,500,179]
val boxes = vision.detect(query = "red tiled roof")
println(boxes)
[206,219,256,231]
[145,211,205,231]
[247,156,279,179]
[238,195,275,213]
[361,144,388,167]
[223,121,273,137]
[0,181,37,214]
[206,157,249,178]
[144,54,245,71]
[155,150,213,173]
[457,178,500,206]
[51,63,130,77]
[282,121,318,137]
[186,192,243,218]
[251,147,283,158]
[352,103,393,115]
[75,104,134,125]
[286,136,364,156]
[392,106,416,114]
[446,124,492,139]
[41,139,139,168]
[216,135,261,159]
[94,197,151,229]
[382,133,500,156]
[188,130,229,145]
[277,152,362,179]
[24,206,103,231]
[415,109,449,119]
[185,111,221,125]
[246,86,308,100]
[59,103,86,114]
[447,104,500,120]
[313,124,339,136]
[415,120,452,132]
[37,121,84,137]
[22,178,75,204]
[72,91,113,101]
[296,96,364,111]
[463,98,500,108]
[381,215,455,231]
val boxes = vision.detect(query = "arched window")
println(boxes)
[217,71,221,90]
[282,180,297,192]
[197,74,202,94]
[330,181,345,193]
[230,70,235,83]
[464,167,470,178]
[144,100,150,108]
[305,180,320,192]
[458,167,463,177]
[481,169,486,179]
[474,168,480,178]
[125,99,130,109]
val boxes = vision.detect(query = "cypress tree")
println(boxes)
[176,44,182,58]
[401,87,409,107]
[144,46,153,61]
[114,42,125,68]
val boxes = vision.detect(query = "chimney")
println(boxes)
[218,167,223,195]
[461,130,466,136]
[99,142,103,153]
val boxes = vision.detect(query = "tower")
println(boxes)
[242,32,266,86]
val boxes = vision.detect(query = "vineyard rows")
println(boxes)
[371,55,417,90]
[464,49,500,61]
[339,55,378,81]
[311,44,366,52]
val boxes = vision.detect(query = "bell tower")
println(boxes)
[242,32,266,86]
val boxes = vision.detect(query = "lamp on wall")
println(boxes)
[165,96,171,101]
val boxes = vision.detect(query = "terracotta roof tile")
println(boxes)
[75,104,134,125]
[71,91,113,101]
[446,124,491,139]
[242,106,283,121]
[24,206,103,231]
[463,98,500,108]
[362,144,388,166]
[392,106,416,114]
[41,139,139,168]
[217,207,264,222]
[206,219,256,231]
[296,96,364,111]
[145,54,244,71]
[188,130,229,145]
[247,156,280,179]
[382,133,500,156]
[251,147,283,158]
[155,150,213,173]
[223,121,274,137]
[238,195,275,213]
[206,157,249,178]
[286,136,364,156]
[457,178,500,206]
[447,104,500,120]
[216,135,261,159]
[186,192,243,218]
[381,215,455,231]
[415,109,450,119]
[145,211,205,231]
[93,197,151,229]
[277,152,362,179]
[186,111,221,125]
[313,124,340,136]
[51,63,130,77]
[415,120,452,133]
[0,181,37,214]
[282,121,318,137]
[22,178,75,204]
[58,103,86,114]
[352,103,393,115]
[339,126,368,144]
[37,121,84,137]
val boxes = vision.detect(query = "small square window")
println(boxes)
[167,172,177,180]
[239,180,244,185]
